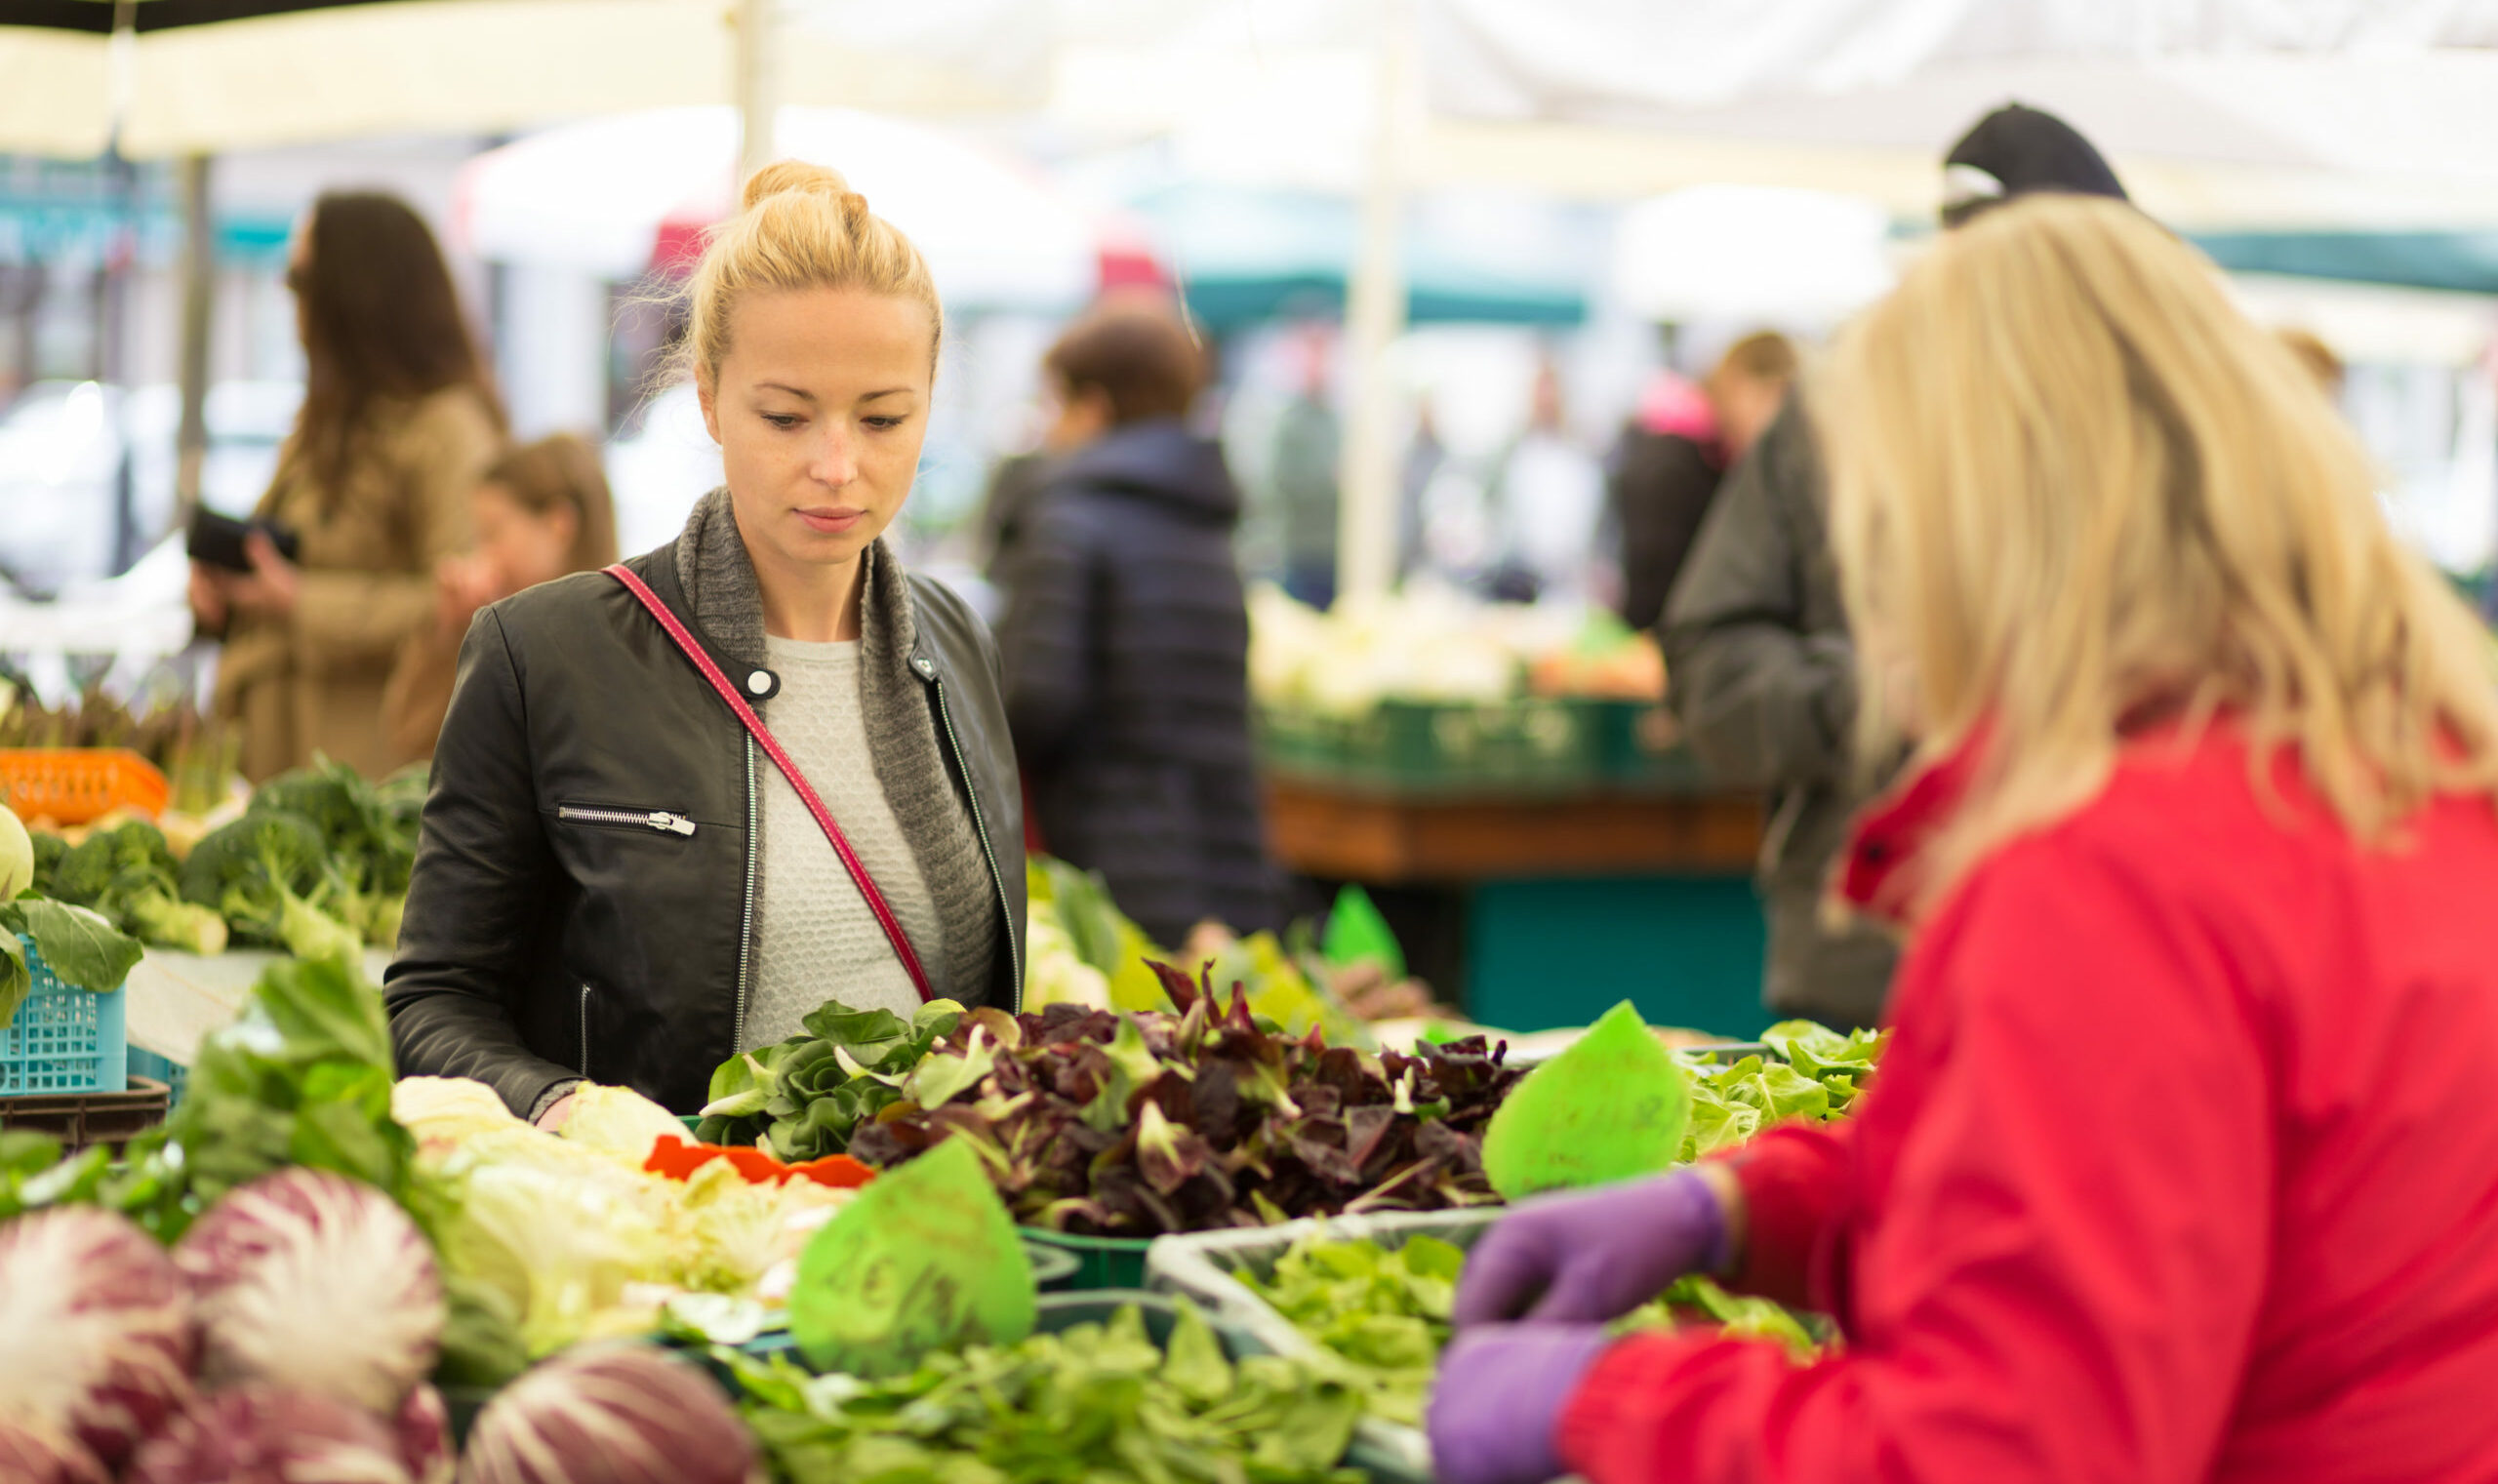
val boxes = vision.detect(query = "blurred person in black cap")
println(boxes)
[1661,102,2128,1031]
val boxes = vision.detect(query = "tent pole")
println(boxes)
[734,0,777,185]
[1336,0,1410,606]
[175,154,214,519]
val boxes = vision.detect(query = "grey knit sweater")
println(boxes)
[671,490,999,1017]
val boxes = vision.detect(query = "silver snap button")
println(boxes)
[913,658,936,676]
[747,670,772,695]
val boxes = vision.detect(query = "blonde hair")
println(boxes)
[1818,195,2498,915]
[682,160,942,388]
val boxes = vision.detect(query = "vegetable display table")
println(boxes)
[1263,777,1772,1037]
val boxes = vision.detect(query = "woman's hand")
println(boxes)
[1452,1167,1742,1329]
[186,562,229,632]
[222,532,303,620]
[533,1092,577,1132]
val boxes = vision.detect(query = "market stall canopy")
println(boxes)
[0,0,1044,160]
[1610,185,1894,324]
[1129,182,1595,329]
[1414,0,2498,227]
[456,105,1117,308]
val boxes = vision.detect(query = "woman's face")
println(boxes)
[472,483,577,594]
[699,287,935,582]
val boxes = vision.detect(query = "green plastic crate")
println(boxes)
[1018,1226,1153,1290]
[1587,700,1715,792]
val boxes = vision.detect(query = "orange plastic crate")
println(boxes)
[0,748,169,825]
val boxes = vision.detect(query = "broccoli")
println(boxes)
[253,755,417,899]
[27,831,67,899]
[61,822,229,956]
[179,808,362,963]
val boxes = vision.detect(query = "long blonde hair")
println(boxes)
[1818,194,2498,914]
[681,160,942,389]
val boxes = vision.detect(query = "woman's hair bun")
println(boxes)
[741,159,856,213]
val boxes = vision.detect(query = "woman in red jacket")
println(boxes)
[1430,195,2498,1484]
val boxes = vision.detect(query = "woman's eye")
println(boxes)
[761,414,802,429]
[865,415,907,431]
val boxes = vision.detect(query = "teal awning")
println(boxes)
[2194,231,2498,297]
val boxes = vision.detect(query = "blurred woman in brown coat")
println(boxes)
[190,191,504,782]
[382,433,618,764]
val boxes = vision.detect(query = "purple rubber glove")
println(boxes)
[1428,1322,1614,1484]
[1453,1168,1730,1329]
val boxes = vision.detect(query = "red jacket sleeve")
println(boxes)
[1560,838,2275,1484]
[1710,1120,1854,1311]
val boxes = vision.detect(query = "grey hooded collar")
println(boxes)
[670,486,922,673]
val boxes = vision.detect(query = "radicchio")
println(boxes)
[392,1384,453,1484]
[461,1344,757,1484]
[125,1386,412,1484]
[0,1419,110,1484]
[176,1168,444,1417]
[0,1207,197,1469]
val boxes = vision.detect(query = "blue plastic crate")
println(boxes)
[127,1047,187,1106]
[3,934,129,1095]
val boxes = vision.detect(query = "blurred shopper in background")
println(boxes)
[1611,331,1797,632]
[1432,188,2498,1484]
[382,433,619,765]
[1487,358,1605,603]
[1269,325,1343,610]
[1664,103,2127,1030]
[998,297,1283,947]
[2277,326,2347,397]
[190,190,504,782]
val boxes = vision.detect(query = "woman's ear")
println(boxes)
[697,374,723,446]
[546,502,581,551]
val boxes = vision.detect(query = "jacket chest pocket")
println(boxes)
[555,803,700,837]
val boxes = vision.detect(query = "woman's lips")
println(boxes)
[795,506,866,535]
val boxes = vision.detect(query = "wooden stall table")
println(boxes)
[1265,776,1771,1037]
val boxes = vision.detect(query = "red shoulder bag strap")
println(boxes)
[605,563,935,1003]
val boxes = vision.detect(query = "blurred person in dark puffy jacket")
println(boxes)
[997,298,1284,946]
[1665,102,2128,1030]
[1611,331,1796,634]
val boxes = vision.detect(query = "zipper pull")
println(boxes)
[648,812,697,836]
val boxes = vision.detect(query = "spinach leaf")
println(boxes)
[722,1302,1364,1484]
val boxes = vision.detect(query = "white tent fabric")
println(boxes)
[457,105,1101,308]
[1612,185,1896,324]
[1417,0,2498,226]
[0,0,1043,162]
[1424,0,2498,118]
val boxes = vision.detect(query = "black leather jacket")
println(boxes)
[384,541,1027,1116]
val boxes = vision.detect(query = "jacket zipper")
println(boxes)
[578,982,593,1078]
[735,735,757,1042]
[928,672,1022,1010]
[558,805,697,836]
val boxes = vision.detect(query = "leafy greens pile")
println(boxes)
[1240,1232,1825,1427]
[724,1302,1365,1484]
[695,998,966,1162]
[849,965,1522,1236]
[1680,1020,1886,1159]
[1026,857,1374,1044]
